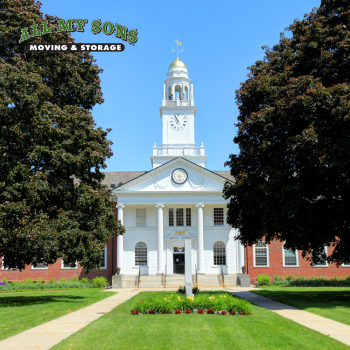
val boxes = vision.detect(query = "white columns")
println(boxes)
[156,204,164,274]
[238,238,245,273]
[196,203,204,274]
[116,204,124,274]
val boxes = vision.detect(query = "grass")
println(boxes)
[251,287,350,326]
[0,289,115,341]
[52,291,349,350]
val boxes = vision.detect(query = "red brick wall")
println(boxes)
[0,202,119,283]
[247,240,350,282]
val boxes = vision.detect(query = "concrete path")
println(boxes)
[232,290,350,347]
[2,287,350,349]
[0,289,141,350]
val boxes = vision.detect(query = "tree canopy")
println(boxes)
[0,0,124,272]
[224,0,350,265]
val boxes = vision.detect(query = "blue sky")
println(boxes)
[41,0,321,172]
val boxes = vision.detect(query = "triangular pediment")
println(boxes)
[113,157,232,194]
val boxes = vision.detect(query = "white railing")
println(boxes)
[152,146,205,156]
[163,100,192,106]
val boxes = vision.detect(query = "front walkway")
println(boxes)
[232,290,350,347]
[2,287,350,349]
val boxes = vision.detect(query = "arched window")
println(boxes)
[283,244,298,267]
[135,242,147,266]
[213,241,226,265]
[254,241,269,267]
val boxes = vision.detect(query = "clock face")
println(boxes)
[172,168,188,184]
[170,114,187,130]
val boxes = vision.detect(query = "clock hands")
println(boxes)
[174,115,179,123]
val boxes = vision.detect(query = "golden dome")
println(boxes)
[169,58,187,69]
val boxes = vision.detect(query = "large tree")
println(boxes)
[224,0,350,265]
[0,0,124,271]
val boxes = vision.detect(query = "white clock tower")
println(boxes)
[151,43,207,169]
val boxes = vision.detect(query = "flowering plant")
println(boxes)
[185,310,192,314]
[239,312,251,315]
[221,310,227,315]
[230,310,236,315]
[148,310,155,314]
[207,309,215,314]
[175,309,182,314]
[131,310,139,315]
[0,282,6,286]
[197,309,204,314]
[209,296,215,300]
[186,296,194,301]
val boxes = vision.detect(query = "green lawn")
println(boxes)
[251,287,350,326]
[52,291,349,350]
[0,289,115,341]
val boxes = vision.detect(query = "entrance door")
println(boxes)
[173,254,185,274]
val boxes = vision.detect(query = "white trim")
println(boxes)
[100,246,107,270]
[213,240,226,266]
[313,246,329,267]
[342,264,350,267]
[253,241,270,268]
[282,243,299,268]
[61,259,78,270]
[31,263,48,270]
[1,257,17,271]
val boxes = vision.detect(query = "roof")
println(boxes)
[101,170,234,189]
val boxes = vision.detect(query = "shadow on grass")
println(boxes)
[252,288,350,311]
[0,295,85,308]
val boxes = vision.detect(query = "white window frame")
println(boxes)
[313,246,328,267]
[61,259,78,270]
[213,208,224,226]
[342,261,350,267]
[213,241,226,266]
[169,207,192,227]
[282,243,299,268]
[135,241,148,267]
[253,241,270,268]
[136,208,146,227]
[31,262,48,270]
[100,245,107,269]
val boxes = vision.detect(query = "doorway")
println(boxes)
[173,254,185,274]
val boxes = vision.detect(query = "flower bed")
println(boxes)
[131,292,252,315]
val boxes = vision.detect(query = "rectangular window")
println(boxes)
[32,262,48,270]
[176,208,184,226]
[313,247,328,267]
[283,247,298,267]
[254,241,268,267]
[100,246,107,269]
[186,208,191,226]
[214,208,224,226]
[62,260,77,269]
[169,208,174,226]
[136,209,146,227]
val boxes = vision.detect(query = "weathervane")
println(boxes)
[172,35,183,60]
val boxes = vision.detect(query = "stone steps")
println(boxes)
[119,274,239,288]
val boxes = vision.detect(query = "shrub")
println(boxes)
[70,276,79,282]
[343,275,350,281]
[81,277,91,284]
[48,278,55,284]
[2,277,8,283]
[92,276,108,288]
[295,275,306,281]
[285,275,295,281]
[273,275,284,281]
[23,277,33,284]
[35,276,45,284]
[256,274,270,286]
[59,277,68,283]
